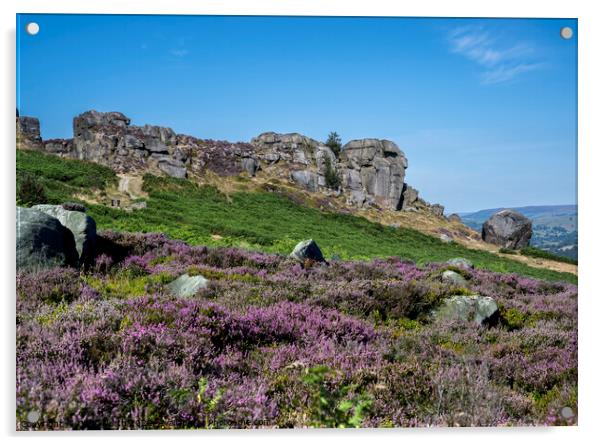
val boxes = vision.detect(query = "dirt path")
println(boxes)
[117,175,146,199]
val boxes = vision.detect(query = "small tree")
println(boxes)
[324,156,340,190]
[325,131,342,156]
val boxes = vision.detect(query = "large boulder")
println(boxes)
[16,207,79,272]
[32,204,97,265]
[167,273,209,298]
[482,209,532,249]
[434,295,499,326]
[290,239,326,263]
[339,139,407,210]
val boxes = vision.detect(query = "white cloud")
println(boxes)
[448,26,541,85]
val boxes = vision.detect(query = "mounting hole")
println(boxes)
[560,27,573,40]
[26,22,40,36]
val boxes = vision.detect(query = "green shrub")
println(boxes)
[16,172,47,207]
[323,157,341,189]
[499,247,518,255]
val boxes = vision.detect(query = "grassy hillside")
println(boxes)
[16,150,577,284]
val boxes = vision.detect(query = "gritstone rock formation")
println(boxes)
[17,110,444,216]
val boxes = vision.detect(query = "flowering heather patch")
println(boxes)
[17,231,577,429]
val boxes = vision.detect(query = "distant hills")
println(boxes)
[458,205,577,260]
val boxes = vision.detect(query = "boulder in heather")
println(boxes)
[435,295,499,326]
[482,209,533,249]
[167,273,209,298]
[16,207,79,271]
[441,270,468,286]
[290,239,326,263]
[447,258,474,269]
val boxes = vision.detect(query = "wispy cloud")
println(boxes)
[170,48,189,57]
[448,26,542,85]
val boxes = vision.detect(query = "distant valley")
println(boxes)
[458,205,578,260]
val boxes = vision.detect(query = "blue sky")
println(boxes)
[16,15,577,213]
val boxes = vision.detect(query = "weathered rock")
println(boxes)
[156,157,187,178]
[448,213,462,223]
[339,139,407,210]
[241,157,260,176]
[61,202,87,213]
[441,270,468,286]
[44,139,74,155]
[16,207,79,271]
[447,258,474,269]
[252,132,337,191]
[430,204,445,217]
[290,239,326,263]
[16,115,43,149]
[434,295,499,326]
[482,209,533,249]
[291,170,320,192]
[32,204,97,264]
[166,273,209,298]
[400,184,419,210]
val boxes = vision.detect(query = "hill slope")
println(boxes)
[17,150,576,284]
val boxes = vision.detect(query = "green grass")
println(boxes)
[16,150,577,284]
[520,246,578,266]
[16,150,117,205]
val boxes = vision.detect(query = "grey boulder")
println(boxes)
[290,239,326,263]
[434,295,499,326]
[32,204,97,264]
[441,270,468,287]
[482,209,533,249]
[16,207,79,272]
[166,273,209,298]
[446,258,474,269]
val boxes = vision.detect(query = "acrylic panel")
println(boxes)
[16,14,577,430]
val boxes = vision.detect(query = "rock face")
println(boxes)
[16,207,79,271]
[290,239,326,263]
[16,114,43,150]
[25,110,259,180]
[482,209,533,249]
[251,132,338,192]
[338,139,407,210]
[434,295,499,326]
[32,204,97,265]
[167,273,209,298]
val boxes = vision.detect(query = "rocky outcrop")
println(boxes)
[32,204,97,265]
[19,110,445,215]
[16,207,79,272]
[16,112,43,150]
[482,209,533,249]
[338,139,407,210]
[251,132,338,191]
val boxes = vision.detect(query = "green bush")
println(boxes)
[323,157,340,189]
[16,172,47,207]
